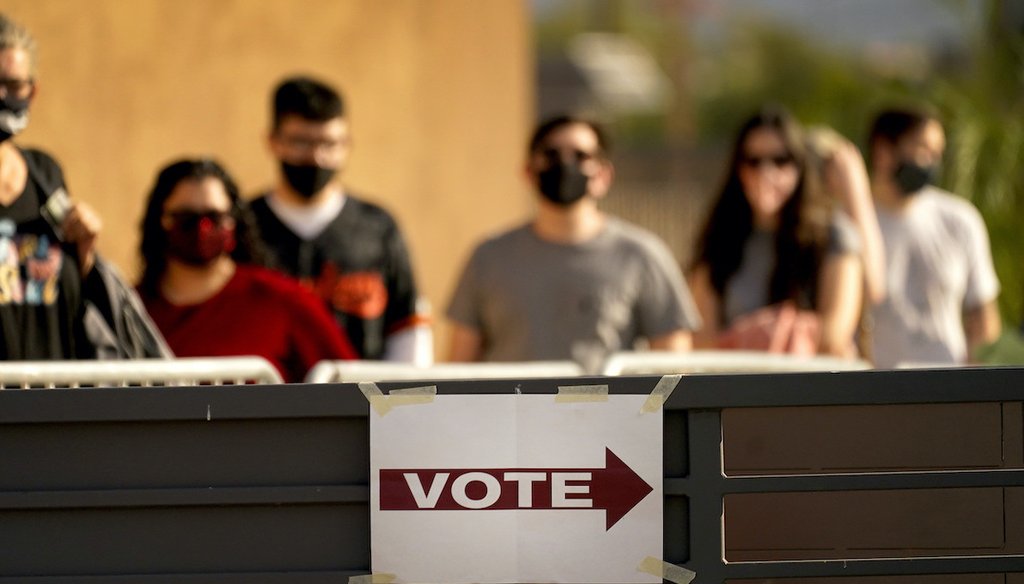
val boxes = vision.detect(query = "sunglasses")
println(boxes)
[164,210,234,230]
[741,154,795,168]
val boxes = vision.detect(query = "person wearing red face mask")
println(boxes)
[137,159,356,382]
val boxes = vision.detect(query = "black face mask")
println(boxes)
[894,160,937,196]
[0,95,31,144]
[537,162,589,206]
[280,161,337,199]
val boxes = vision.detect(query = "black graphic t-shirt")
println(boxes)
[250,193,419,360]
[0,148,89,359]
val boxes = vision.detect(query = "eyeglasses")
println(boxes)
[275,133,347,155]
[0,78,34,100]
[741,154,795,169]
[537,147,603,169]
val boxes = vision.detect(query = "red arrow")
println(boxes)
[379,447,653,530]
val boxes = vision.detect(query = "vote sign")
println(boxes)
[370,393,662,583]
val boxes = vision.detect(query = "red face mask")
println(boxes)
[164,211,236,266]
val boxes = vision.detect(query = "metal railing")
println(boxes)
[666,366,1024,581]
[602,349,871,375]
[2,368,1023,581]
[305,359,584,382]
[0,356,283,388]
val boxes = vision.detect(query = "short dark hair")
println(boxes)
[528,115,611,157]
[272,76,345,131]
[868,106,940,148]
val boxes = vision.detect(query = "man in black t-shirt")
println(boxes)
[0,13,104,360]
[251,76,429,362]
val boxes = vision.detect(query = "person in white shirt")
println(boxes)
[867,106,1001,368]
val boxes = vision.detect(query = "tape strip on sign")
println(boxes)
[555,384,609,403]
[637,556,696,584]
[359,382,436,416]
[348,574,396,584]
[640,374,682,413]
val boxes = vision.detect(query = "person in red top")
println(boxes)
[137,158,356,382]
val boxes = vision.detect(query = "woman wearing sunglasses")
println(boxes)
[137,158,356,381]
[688,106,865,358]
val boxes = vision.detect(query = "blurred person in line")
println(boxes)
[0,12,168,360]
[805,125,887,307]
[250,76,430,364]
[866,106,1000,368]
[447,114,701,373]
[688,106,863,358]
[137,158,356,382]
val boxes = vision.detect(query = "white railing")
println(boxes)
[0,351,873,389]
[305,360,585,383]
[0,356,283,389]
[601,350,871,376]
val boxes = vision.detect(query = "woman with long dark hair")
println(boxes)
[138,158,355,381]
[689,106,863,357]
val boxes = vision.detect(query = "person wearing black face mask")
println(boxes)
[866,106,1001,368]
[137,158,357,382]
[446,115,702,374]
[0,13,165,360]
[249,76,430,364]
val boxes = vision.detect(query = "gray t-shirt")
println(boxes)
[723,212,861,325]
[447,217,701,372]
[870,187,999,368]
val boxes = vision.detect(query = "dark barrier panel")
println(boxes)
[2,369,1024,582]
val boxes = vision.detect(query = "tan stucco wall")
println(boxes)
[6,0,533,359]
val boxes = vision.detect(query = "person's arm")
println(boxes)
[965,300,1001,360]
[823,138,886,305]
[816,253,863,358]
[448,322,484,362]
[379,214,433,364]
[687,263,720,349]
[383,322,434,366]
[649,329,692,352]
[959,202,1001,363]
[61,201,102,278]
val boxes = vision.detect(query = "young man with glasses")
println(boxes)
[446,115,701,373]
[250,76,429,363]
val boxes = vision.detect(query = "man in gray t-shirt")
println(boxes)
[446,115,701,373]
[867,107,1000,368]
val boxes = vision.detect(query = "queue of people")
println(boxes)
[135,158,357,382]
[0,12,1003,380]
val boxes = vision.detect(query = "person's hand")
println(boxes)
[61,202,102,276]
[717,302,821,356]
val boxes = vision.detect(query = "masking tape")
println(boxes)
[388,385,437,406]
[348,573,396,584]
[359,382,391,416]
[359,382,436,416]
[555,384,609,403]
[640,374,682,413]
[637,556,696,584]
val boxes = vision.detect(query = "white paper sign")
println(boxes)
[370,393,662,583]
